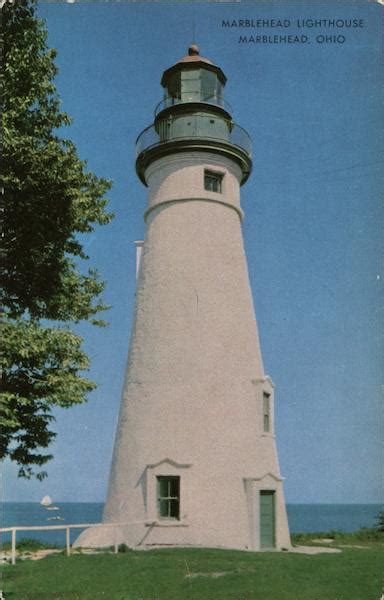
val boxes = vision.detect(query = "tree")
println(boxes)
[1,0,113,479]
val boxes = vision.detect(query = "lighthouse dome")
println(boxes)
[175,44,213,65]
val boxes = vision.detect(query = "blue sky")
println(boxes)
[4,1,383,504]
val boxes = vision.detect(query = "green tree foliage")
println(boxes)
[1,0,113,479]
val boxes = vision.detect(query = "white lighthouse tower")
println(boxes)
[76,45,291,551]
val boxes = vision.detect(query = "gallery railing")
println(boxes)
[154,94,233,116]
[136,117,252,159]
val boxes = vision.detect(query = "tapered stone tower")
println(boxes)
[75,45,291,551]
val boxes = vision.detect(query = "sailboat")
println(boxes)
[40,495,59,510]
[40,495,52,506]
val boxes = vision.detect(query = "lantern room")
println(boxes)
[156,44,230,115]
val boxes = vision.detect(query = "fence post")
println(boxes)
[11,529,16,565]
[66,527,70,557]
[114,526,118,554]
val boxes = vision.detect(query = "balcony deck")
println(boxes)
[135,113,252,186]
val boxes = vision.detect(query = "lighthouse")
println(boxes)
[75,45,291,551]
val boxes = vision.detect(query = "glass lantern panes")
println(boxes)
[166,72,181,100]
[201,70,222,102]
[164,68,223,106]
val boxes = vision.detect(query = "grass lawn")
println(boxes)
[2,544,383,600]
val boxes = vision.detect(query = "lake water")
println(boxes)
[0,502,381,547]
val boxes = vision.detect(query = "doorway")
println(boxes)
[260,490,275,549]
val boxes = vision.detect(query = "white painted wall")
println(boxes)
[75,151,290,551]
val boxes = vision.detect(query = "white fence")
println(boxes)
[0,522,141,565]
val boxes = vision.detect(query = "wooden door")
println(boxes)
[260,490,275,549]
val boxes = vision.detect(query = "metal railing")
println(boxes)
[0,521,146,565]
[136,118,252,159]
[155,95,233,116]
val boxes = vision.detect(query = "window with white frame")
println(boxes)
[157,476,180,519]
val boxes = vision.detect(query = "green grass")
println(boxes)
[2,544,383,600]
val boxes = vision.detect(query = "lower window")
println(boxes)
[157,476,180,519]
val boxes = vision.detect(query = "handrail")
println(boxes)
[136,119,252,159]
[154,95,233,116]
[0,521,147,565]
[0,522,133,532]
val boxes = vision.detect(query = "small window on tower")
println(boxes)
[204,170,223,193]
[263,392,270,433]
[157,476,180,519]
